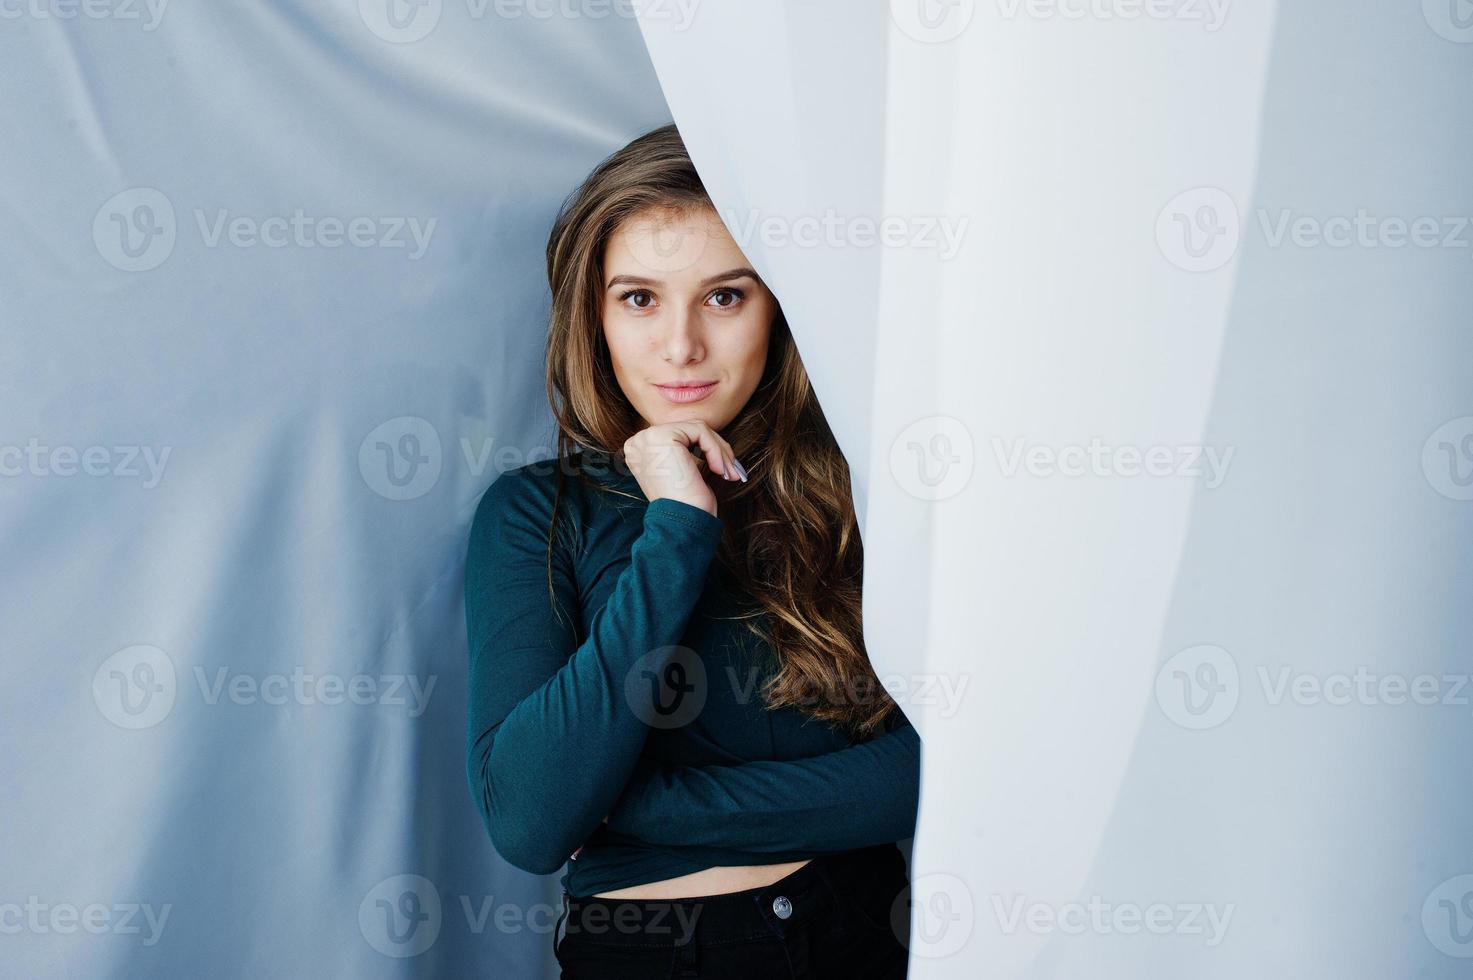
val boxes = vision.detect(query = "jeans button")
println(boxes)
[772,895,792,919]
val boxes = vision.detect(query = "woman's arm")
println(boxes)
[604,709,921,854]
[464,468,723,875]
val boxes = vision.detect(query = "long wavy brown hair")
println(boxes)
[539,123,895,739]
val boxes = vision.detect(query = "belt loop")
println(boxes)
[673,907,700,977]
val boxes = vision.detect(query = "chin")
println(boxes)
[651,405,726,429]
[651,401,705,420]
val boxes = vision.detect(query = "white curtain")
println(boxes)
[639,1,1473,977]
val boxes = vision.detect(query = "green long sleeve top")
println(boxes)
[464,449,921,897]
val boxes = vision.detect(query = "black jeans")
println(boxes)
[552,843,910,979]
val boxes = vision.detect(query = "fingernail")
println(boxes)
[731,458,749,483]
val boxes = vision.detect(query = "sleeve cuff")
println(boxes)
[643,497,723,539]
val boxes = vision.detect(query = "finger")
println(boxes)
[692,424,737,480]
[665,420,730,480]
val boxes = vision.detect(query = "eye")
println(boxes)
[619,289,655,311]
[708,287,745,309]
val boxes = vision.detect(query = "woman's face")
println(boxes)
[600,205,775,431]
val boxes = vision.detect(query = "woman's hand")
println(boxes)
[623,420,742,518]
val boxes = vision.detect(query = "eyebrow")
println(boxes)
[605,267,759,291]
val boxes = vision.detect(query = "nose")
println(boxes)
[661,304,704,364]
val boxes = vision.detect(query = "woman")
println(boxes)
[464,123,922,979]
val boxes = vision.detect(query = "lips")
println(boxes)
[654,381,718,404]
